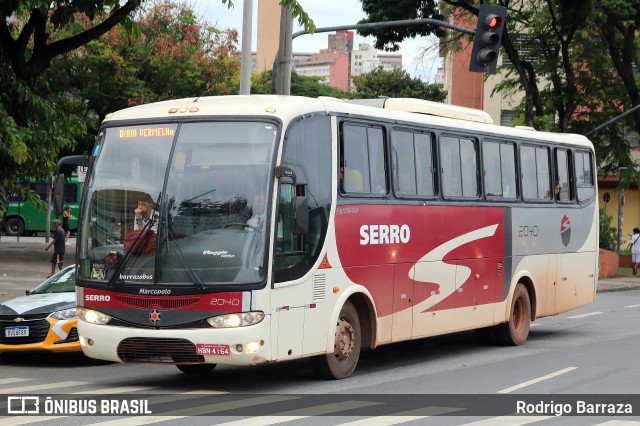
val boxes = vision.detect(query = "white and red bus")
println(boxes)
[71,95,598,379]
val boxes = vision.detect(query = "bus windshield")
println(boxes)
[78,121,278,288]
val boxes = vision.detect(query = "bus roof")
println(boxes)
[103,95,593,150]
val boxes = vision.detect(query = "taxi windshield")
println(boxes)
[32,266,76,294]
[78,121,278,287]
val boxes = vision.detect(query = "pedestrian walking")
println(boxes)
[45,219,66,277]
[62,205,73,243]
[630,227,640,276]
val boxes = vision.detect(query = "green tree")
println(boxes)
[0,0,313,218]
[252,70,349,98]
[351,68,447,101]
[357,0,640,174]
[599,207,619,251]
[45,1,241,153]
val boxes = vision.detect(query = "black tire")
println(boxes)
[311,301,361,380]
[493,283,531,346]
[176,364,216,375]
[4,217,24,237]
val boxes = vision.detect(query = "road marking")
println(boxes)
[460,416,554,425]
[0,378,31,385]
[89,395,299,425]
[72,385,157,394]
[625,304,640,308]
[0,380,88,394]
[336,406,464,425]
[216,400,381,426]
[530,323,542,327]
[497,367,577,394]
[566,311,602,319]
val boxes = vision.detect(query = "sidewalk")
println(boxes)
[1,236,639,302]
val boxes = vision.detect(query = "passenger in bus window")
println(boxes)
[340,166,362,193]
[134,194,158,232]
[246,193,266,230]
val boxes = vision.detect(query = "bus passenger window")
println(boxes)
[440,135,478,198]
[555,148,571,202]
[340,123,387,195]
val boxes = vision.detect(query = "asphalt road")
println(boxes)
[0,290,639,425]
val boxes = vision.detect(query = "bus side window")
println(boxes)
[440,135,479,198]
[275,115,331,284]
[483,139,517,200]
[575,150,595,202]
[340,123,387,195]
[555,148,572,202]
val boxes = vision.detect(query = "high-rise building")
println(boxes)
[256,0,281,73]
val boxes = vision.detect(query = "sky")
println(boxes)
[192,0,442,82]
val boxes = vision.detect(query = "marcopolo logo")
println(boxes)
[139,288,171,295]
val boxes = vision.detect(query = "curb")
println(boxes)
[597,286,640,293]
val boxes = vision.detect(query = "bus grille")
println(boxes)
[114,295,201,310]
[117,337,204,364]
[0,318,50,344]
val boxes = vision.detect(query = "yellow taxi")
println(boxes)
[0,265,79,352]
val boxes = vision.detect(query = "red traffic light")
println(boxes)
[485,14,503,30]
[470,4,507,73]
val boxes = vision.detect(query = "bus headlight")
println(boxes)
[207,312,265,328]
[77,308,112,325]
[49,308,78,320]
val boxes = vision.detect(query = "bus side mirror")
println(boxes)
[292,195,308,235]
[53,173,65,216]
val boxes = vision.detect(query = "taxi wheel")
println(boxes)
[311,301,361,380]
[176,364,216,375]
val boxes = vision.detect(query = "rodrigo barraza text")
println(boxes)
[516,400,633,416]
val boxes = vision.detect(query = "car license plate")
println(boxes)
[196,343,230,356]
[5,326,29,337]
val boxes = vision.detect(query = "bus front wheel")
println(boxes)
[4,217,24,237]
[494,283,531,346]
[311,301,361,380]
[176,364,216,375]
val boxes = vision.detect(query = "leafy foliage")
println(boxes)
[357,0,444,51]
[357,0,640,177]
[600,207,619,251]
[0,0,313,218]
[252,70,349,98]
[351,68,447,101]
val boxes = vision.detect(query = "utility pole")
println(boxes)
[239,0,253,95]
[273,17,475,95]
[275,6,293,95]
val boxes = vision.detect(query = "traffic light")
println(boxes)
[469,4,507,73]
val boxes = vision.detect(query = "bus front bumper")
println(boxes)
[77,316,272,366]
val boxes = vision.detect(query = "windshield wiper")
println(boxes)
[166,227,205,290]
[107,192,161,288]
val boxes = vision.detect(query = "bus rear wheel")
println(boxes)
[4,217,24,237]
[176,364,216,375]
[494,283,531,346]
[311,301,361,380]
